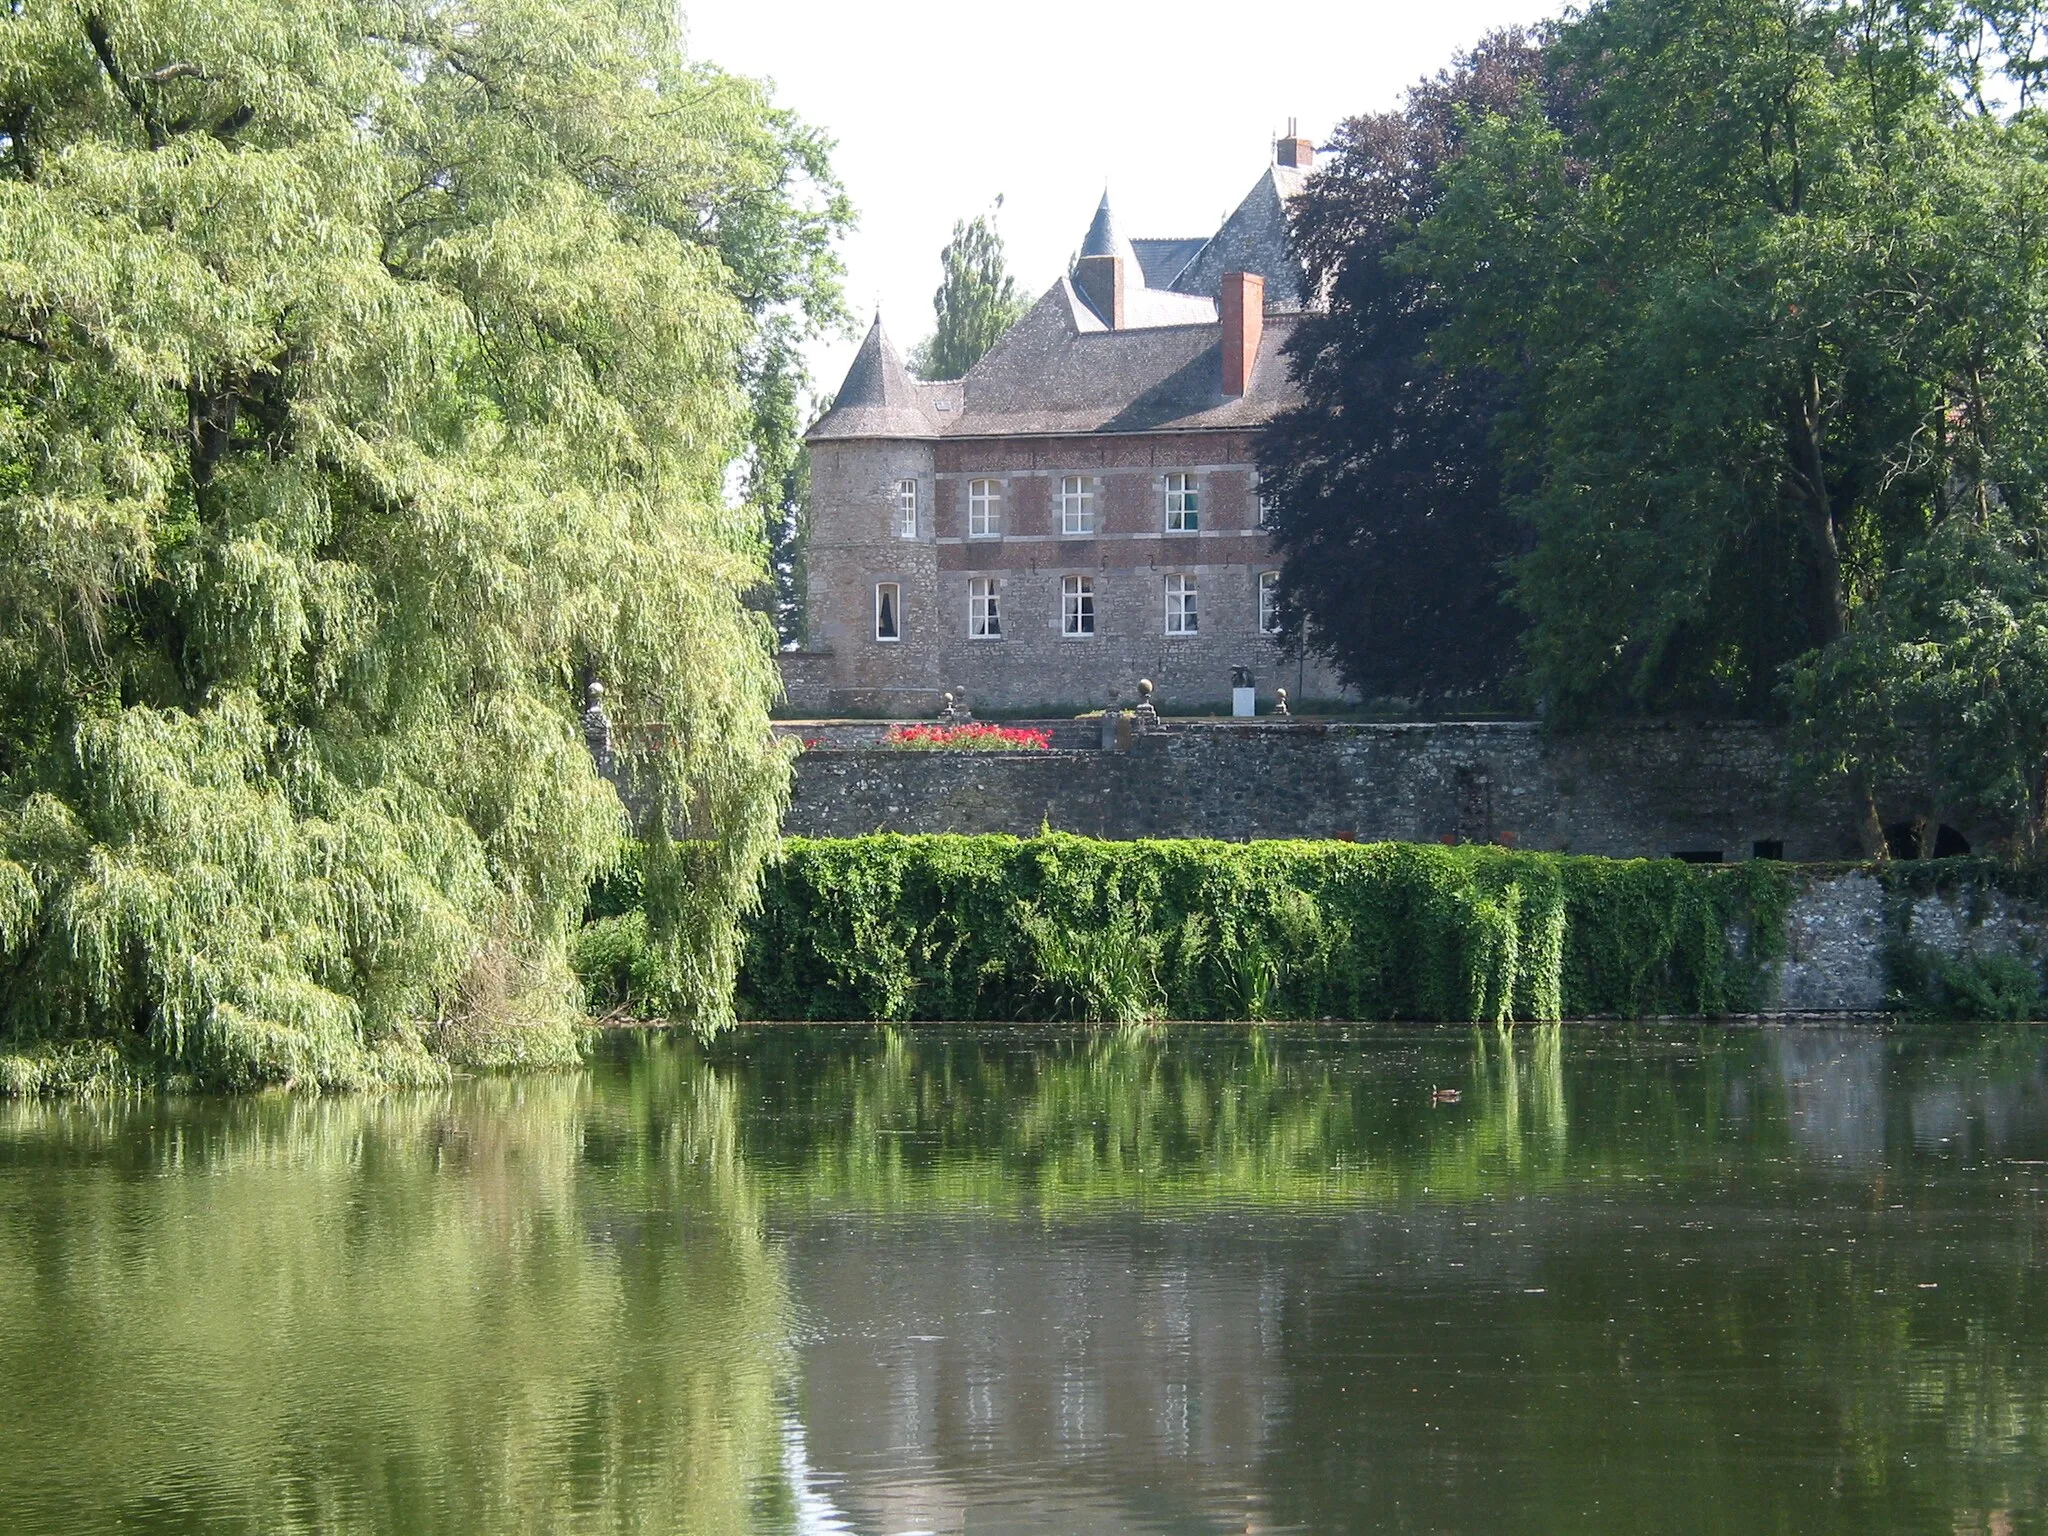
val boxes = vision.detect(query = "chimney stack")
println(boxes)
[1221,271,1264,397]
[1074,252,1125,330]
[1275,116,1314,171]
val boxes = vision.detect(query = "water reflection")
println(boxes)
[1,1025,2045,1534]
[0,1068,797,1535]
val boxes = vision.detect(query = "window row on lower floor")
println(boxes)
[874,572,1281,641]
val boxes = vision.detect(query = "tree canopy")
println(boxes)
[0,0,847,1088]
[1272,0,2048,850]
[908,210,1027,381]
[1257,32,1542,704]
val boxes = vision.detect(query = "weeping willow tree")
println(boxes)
[0,0,847,1089]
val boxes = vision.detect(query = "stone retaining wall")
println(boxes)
[786,718,1870,860]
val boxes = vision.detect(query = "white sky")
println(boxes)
[683,0,1562,405]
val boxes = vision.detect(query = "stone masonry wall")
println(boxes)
[784,718,1865,860]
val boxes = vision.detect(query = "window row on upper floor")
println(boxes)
[886,472,1276,540]
[872,571,1284,642]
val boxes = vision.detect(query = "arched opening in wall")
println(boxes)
[1884,820,1924,860]
[1673,850,1724,864]
[1931,824,1972,858]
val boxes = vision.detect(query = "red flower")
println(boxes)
[881,722,1050,752]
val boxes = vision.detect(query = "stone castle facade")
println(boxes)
[780,133,1349,716]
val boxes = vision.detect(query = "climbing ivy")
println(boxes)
[581,836,1797,1023]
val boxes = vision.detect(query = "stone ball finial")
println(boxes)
[586,679,605,704]
[1275,687,1290,717]
[1138,678,1154,700]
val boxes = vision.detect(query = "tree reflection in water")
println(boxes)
[0,1024,2044,1535]
[0,1066,805,1535]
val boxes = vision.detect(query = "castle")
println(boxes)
[779,132,1350,717]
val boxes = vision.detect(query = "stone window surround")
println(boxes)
[874,581,901,642]
[949,565,1276,637]
[1164,472,1200,532]
[968,576,1003,639]
[936,466,1257,540]
[1061,573,1095,637]
[967,478,1003,539]
[1057,475,1097,537]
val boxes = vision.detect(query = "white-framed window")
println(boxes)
[969,576,1002,639]
[1061,574,1095,637]
[1164,573,1198,635]
[896,478,918,538]
[1259,570,1281,634]
[1165,472,1200,531]
[1059,475,1096,536]
[1255,476,1276,528]
[875,582,901,642]
[968,478,1002,538]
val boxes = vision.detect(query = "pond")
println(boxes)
[2,1024,2045,1534]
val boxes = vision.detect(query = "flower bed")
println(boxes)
[881,723,1052,752]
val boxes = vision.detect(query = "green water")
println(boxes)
[1,1025,2044,1534]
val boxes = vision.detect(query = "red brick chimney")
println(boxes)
[1275,117,1314,170]
[1221,271,1264,397]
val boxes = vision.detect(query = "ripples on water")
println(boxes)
[1,1024,2044,1534]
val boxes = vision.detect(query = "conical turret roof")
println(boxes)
[1078,190,1142,272]
[808,315,936,440]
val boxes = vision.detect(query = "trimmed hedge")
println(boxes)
[581,835,1798,1023]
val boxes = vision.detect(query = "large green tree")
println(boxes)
[1258,31,1542,704]
[0,0,845,1088]
[908,210,1026,381]
[1420,0,2048,723]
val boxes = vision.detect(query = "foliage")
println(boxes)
[1259,31,1542,704]
[0,0,836,1088]
[1787,513,2048,853]
[576,834,1795,1023]
[1888,939,2044,1019]
[880,723,1051,751]
[1412,0,2048,739]
[906,210,1028,381]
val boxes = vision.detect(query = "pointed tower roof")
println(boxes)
[808,315,936,440]
[1077,190,1142,272]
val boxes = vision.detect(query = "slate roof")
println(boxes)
[1171,164,1307,309]
[1131,237,1209,289]
[1078,191,1139,268]
[945,281,1300,436]
[808,315,936,440]
[809,156,1310,442]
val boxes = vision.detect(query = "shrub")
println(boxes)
[1888,943,2043,1021]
